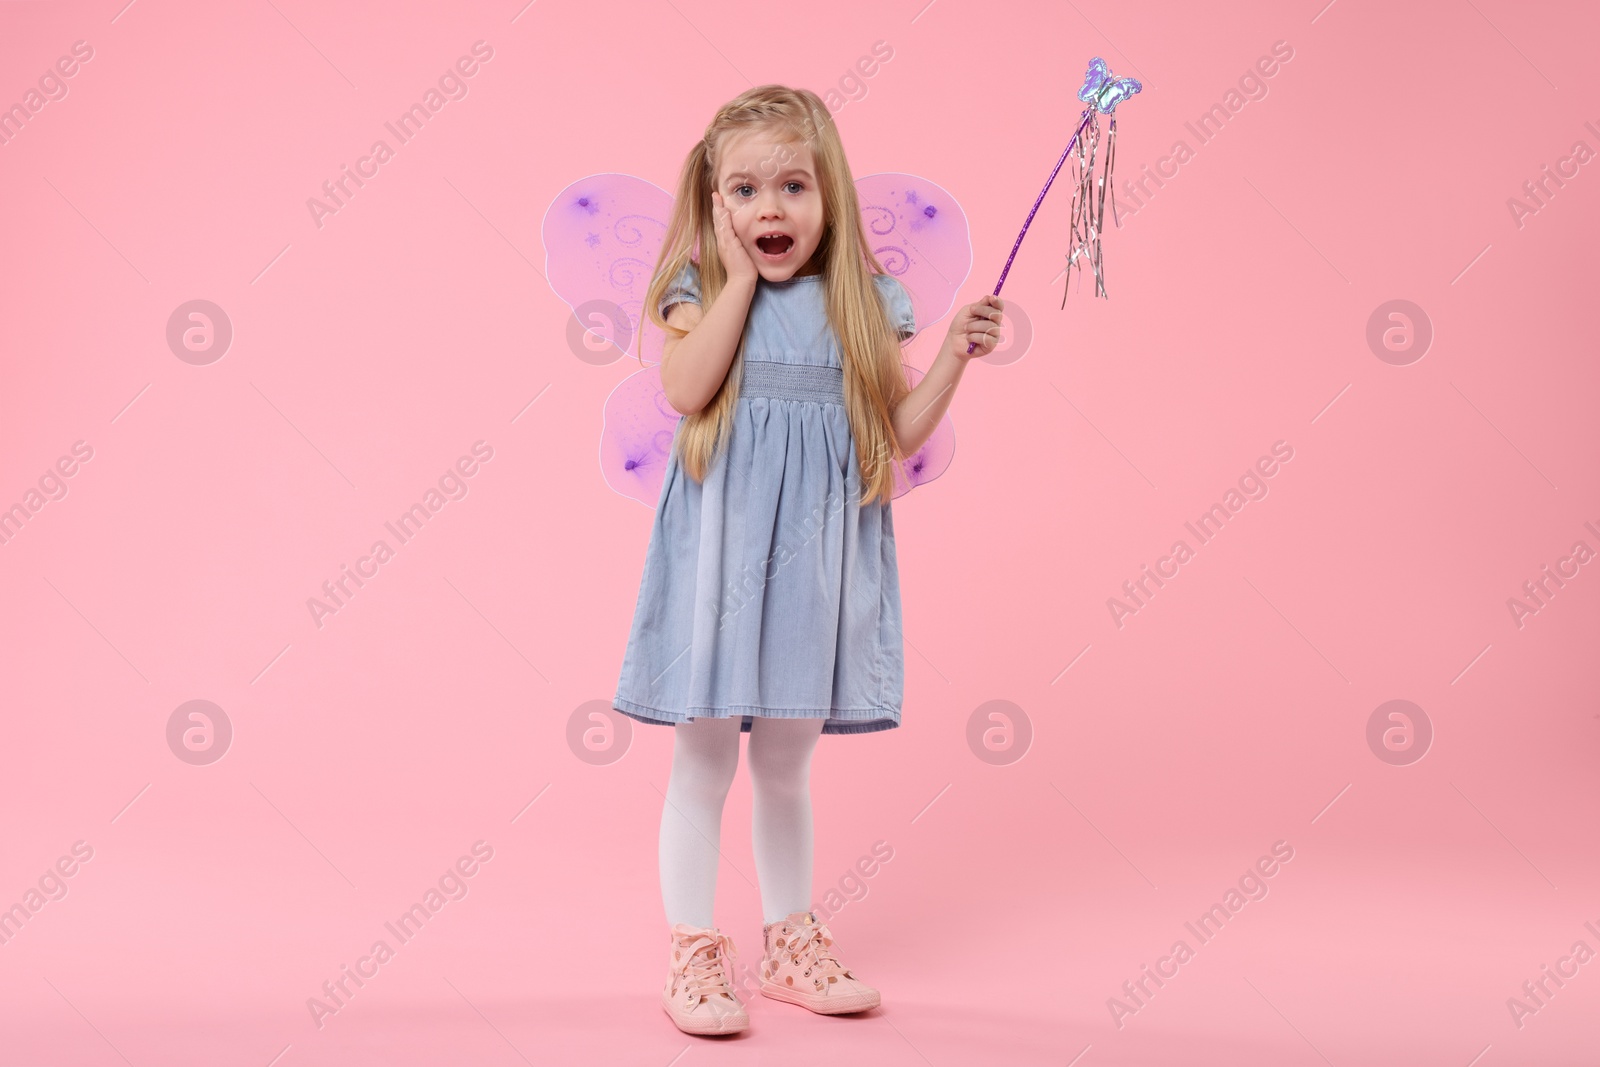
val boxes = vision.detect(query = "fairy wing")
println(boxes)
[543,172,972,508]
[853,172,973,340]
[542,174,681,506]
[596,361,681,508]
[541,173,673,367]
[852,172,973,498]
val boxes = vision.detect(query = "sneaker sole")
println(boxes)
[759,981,880,1014]
[661,992,750,1034]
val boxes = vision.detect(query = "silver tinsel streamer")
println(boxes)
[1061,112,1121,306]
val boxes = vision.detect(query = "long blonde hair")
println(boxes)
[638,85,910,507]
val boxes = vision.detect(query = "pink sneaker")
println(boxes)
[661,922,750,1035]
[759,910,881,1014]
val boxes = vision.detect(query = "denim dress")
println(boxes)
[612,261,915,735]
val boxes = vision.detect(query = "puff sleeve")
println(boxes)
[660,260,703,318]
[875,274,917,342]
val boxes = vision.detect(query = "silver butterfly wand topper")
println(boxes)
[967,57,1143,353]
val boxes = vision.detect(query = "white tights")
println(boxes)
[659,714,826,929]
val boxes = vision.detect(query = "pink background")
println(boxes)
[3,0,1598,1064]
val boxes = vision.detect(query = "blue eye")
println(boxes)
[729,181,804,198]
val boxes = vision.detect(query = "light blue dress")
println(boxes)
[612,262,915,735]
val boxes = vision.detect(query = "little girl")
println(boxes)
[611,84,1002,1036]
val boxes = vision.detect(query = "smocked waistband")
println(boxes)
[738,360,845,405]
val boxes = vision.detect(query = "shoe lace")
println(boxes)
[677,930,739,1004]
[781,921,848,978]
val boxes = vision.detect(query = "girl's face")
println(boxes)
[713,128,826,280]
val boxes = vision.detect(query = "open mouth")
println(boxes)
[755,233,795,258]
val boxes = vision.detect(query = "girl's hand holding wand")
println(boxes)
[947,295,1006,361]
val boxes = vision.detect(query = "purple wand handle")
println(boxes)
[966,106,1096,355]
